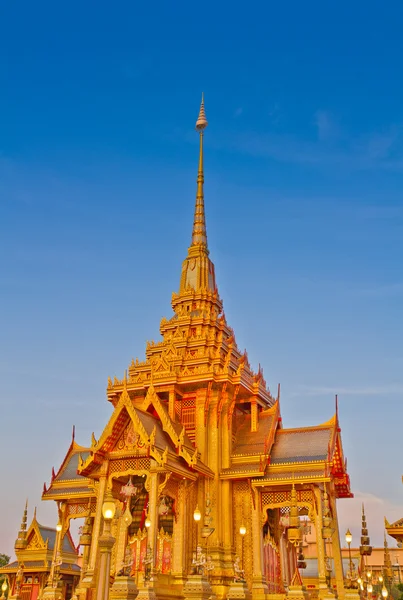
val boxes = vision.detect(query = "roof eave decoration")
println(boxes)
[263,399,281,464]
[326,409,353,499]
[79,389,168,476]
[141,382,206,469]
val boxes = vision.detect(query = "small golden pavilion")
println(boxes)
[6,98,353,600]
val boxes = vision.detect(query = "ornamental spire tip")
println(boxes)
[195,93,208,131]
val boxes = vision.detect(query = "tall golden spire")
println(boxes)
[15,499,28,550]
[359,503,372,556]
[191,94,209,251]
[177,95,218,297]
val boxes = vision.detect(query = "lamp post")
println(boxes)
[382,585,388,599]
[95,489,116,600]
[345,529,354,588]
[1,579,8,600]
[144,513,153,583]
[193,505,201,553]
[239,525,246,574]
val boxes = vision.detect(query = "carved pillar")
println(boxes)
[172,480,188,583]
[114,511,129,577]
[195,388,207,462]
[329,493,345,600]
[251,397,257,433]
[251,492,269,598]
[168,388,175,421]
[89,475,108,571]
[279,535,288,586]
[314,486,335,600]
[41,503,66,600]
[147,470,159,557]
[314,486,326,579]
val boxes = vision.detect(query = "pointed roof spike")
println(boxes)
[191,94,208,250]
[33,506,37,521]
[195,93,208,131]
[72,424,75,441]
[277,383,281,401]
[177,95,220,297]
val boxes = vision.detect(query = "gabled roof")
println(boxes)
[79,382,213,479]
[37,525,76,554]
[270,424,333,465]
[42,435,94,501]
[248,411,352,498]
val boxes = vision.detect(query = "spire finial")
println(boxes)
[15,500,29,550]
[191,94,208,250]
[22,499,28,530]
[177,95,219,297]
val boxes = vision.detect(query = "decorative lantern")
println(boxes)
[120,477,138,499]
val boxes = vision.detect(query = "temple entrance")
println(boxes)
[262,508,283,593]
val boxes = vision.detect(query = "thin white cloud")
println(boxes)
[209,115,403,171]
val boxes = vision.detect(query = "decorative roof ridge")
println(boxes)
[385,516,403,528]
[260,399,280,416]
[269,458,327,466]
[276,416,336,434]
[139,382,211,474]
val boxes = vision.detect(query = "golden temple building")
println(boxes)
[0,502,80,600]
[3,97,353,600]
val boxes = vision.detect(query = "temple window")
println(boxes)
[181,396,196,442]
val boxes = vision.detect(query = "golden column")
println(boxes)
[88,474,108,572]
[171,480,189,585]
[314,486,335,600]
[42,503,65,600]
[251,495,269,598]
[147,469,159,564]
[329,491,346,600]
[95,489,116,600]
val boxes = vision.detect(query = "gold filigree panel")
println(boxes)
[109,457,151,474]
[233,482,253,586]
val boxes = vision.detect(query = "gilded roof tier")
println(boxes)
[232,403,279,457]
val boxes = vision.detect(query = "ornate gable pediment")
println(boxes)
[110,420,144,454]
[26,527,46,550]
[162,343,177,360]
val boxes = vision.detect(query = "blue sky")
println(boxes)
[1,1,403,554]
